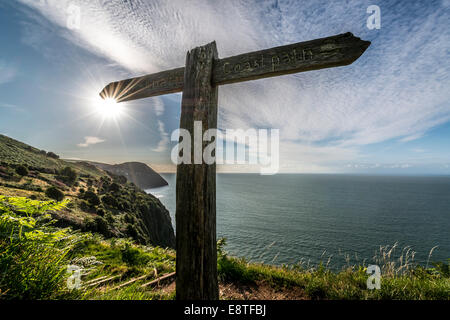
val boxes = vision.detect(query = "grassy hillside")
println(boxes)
[0,134,104,178]
[0,134,175,248]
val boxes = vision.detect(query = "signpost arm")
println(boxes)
[176,41,219,300]
[99,33,370,102]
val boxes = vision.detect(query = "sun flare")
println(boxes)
[94,97,124,119]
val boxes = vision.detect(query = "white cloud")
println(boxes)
[152,97,165,116]
[152,120,169,152]
[77,136,105,147]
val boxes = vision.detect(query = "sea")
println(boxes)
[146,174,449,269]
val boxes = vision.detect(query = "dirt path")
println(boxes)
[155,280,307,300]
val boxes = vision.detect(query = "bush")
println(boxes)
[58,167,78,186]
[45,186,64,201]
[124,214,136,224]
[126,224,140,240]
[79,200,90,212]
[82,191,100,206]
[102,194,119,208]
[96,207,105,217]
[15,165,29,176]
[105,212,115,224]
[83,216,109,236]
[121,242,150,266]
[109,182,121,193]
[46,151,59,159]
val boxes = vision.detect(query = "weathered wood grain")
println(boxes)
[140,272,176,288]
[213,32,370,85]
[99,32,369,102]
[100,67,184,102]
[175,41,219,300]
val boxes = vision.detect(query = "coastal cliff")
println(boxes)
[87,161,168,189]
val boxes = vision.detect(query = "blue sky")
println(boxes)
[0,0,449,174]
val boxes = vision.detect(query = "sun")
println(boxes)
[94,97,124,119]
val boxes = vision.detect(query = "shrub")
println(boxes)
[121,242,150,266]
[105,212,115,224]
[102,194,119,208]
[15,165,29,176]
[124,214,136,224]
[79,200,90,212]
[126,224,138,238]
[83,216,109,236]
[96,207,105,217]
[45,186,64,201]
[58,167,78,186]
[118,200,130,211]
[109,182,121,193]
[82,191,100,206]
[46,151,59,159]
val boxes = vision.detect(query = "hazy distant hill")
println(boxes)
[86,161,168,189]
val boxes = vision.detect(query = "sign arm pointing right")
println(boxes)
[100,32,370,103]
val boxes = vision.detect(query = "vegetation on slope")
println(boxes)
[0,196,175,300]
[217,239,450,300]
[1,197,448,300]
[0,134,104,177]
[0,134,175,248]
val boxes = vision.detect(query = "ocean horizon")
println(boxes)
[147,173,450,269]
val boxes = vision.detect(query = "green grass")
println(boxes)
[0,196,87,299]
[217,239,450,300]
[0,196,176,300]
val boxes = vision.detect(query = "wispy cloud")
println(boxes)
[151,97,165,117]
[15,0,450,171]
[152,120,169,152]
[77,136,105,148]
[0,103,18,109]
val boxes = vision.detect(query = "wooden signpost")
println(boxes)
[100,32,370,300]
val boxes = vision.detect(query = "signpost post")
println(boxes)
[100,32,370,300]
